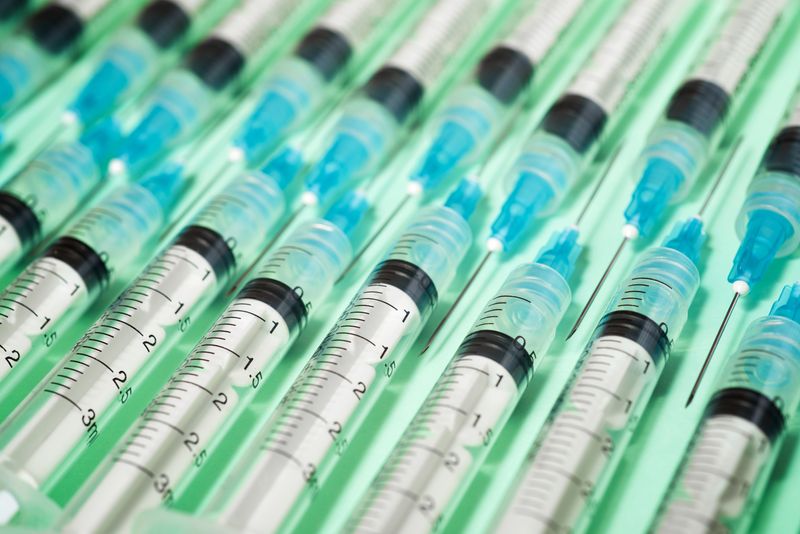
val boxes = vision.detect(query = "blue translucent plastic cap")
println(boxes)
[624,157,685,237]
[260,146,304,190]
[770,283,800,323]
[0,41,39,112]
[323,190,369,237]
[535,227,582,280]
[443,178,481,221]
[728,210,794,288]
[79,119,123,167]
[69,46,149,126]
[662,217,706,265]
[305,133,369,204]
[122,106,184,172]
[135,161,185,213]
[412,121,477,192]
[235,91,298,164]
[489,172,556,252]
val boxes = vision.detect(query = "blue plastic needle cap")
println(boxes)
[413,121,477,192]
[135,161,185,213]
[624,157,685,237]
[323,190,369,237]
[260,146,304,190]
[535,227,582,280]
[444,178,481,221]
[729,209,793,288]
[662,217,706,265]
[306,133,370,204]
[79,119,123,167]
[489,172,555,252]
[770,283,800,322]
[235,91,298,164]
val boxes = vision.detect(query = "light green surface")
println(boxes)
[1,0,799,532]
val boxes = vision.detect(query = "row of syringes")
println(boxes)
[0,0,795,532]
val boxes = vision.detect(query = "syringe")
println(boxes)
[296,0,503,211]
[492,217,705,533]
[407,0,585,199]
[687,96,800,404]
[347,228,580,534]
[422,0,675,353]
[63,0,233,130]
[165,179,480,534]
[60,194,367,534]
[0,165,184,421]
[0,119,120,277]
[0,156,291,527]
[570,0,789,339]
[113,0,323,178]
[228,0,425,170]
[655,283,800,534]
[353,0,589,264]
[0,0,140,118]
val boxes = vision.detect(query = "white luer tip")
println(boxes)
[733,280,751,296]
[486,237,504,253]
[0,490,19,525]
[622,223,640,240]
[407,181,423,197]
[108,158,126,177]
[61,110,78,127]
[301,191,318,206]
[228,146,244,163]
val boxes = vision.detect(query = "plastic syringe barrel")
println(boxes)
[654,283,800,534]
[59,196,363,534]
[494,219,704,533]
[729,114,800,289]
[623,0,788,238]
[348,229,577,534]
[408,0,585,195]
[0,119,120,272]
[176,182,476,534]
[0,164,183,421]
[0,159,287,529]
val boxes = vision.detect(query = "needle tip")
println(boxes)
[565,326,578,341]
[685,393,694,408]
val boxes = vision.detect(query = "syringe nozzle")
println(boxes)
[624,157,684,238]
[323,191,369,238]
[305,134,369,205]
[535,227,582,280]
[444,178,481,221]
[136,162,186,214]
[412,121,477,193]
[121,106,183,174]
[233,91,298,165]
[489,171,555,252]
[260,147,304,191]
[79,118,123,168]
[662,218,706,265]
[728,210,792,288]
[770,283,800,323]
